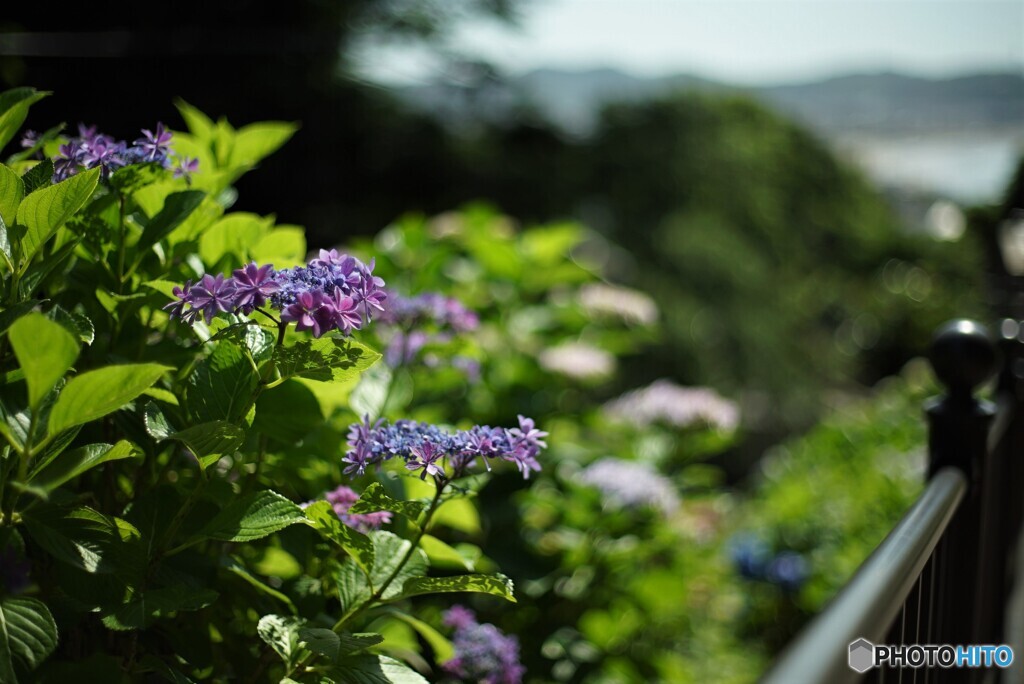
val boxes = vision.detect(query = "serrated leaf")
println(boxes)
[30,440,140,491]
[369,531,428,600]
[135,190,205,254]
[8,312,79,410]
[324,655,429,684]
[16,166,99,266]
[298,627,341,661]
[393,574,516,603]
[0,163,25,230]
[184,341,258,423]
[21,159,53,194]
[168,420,245,468]
[256,614,304,667]
[349,482,424,521]
[334,561,371,614]
[45,305,95,345]
[304,501,374,576]
[0,596,58,683]
[273,337,380,384]
[48,363,172,434]
[199,491,305,542]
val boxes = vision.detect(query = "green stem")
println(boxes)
[116,194,127,293]
[149,469,207,572]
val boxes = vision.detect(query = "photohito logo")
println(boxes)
[848,638,1014,671]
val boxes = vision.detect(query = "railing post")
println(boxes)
[926,320,996,680]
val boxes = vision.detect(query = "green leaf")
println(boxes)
[222,556,297,615]
[174,99,215,140]
[0,596,58,683]
[184,341,258,423]
[334,561,371,614]
[144,403,244,469]
[102,585,219,631]
[253,379,323,444]
[198,212,271,265]
[22,505,142,575]
[45,305,95,345]
[324,655,429,684]
[369,531,428,600]
[272,337,380,384]
[199,491,305,542]
[256,614,304,667]
[349,482,424,521]
[298,627,341,661]
[135,190,206,254]
[304,501,374,576]
[21,159,53,195]
[350,365,412,420]
[0,163,25,229]
[385,612,454,663]
[16,166,100,266]
[419,535,474,571]
[228,122,298,170]
[0,88,48,153]
[250,226,306,267]
[48,363,171,434]
[30,440,141,491]
[8,312,79,410]
[0,300,40,337]
[393,574,516,603]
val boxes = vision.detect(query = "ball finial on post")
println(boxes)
[928,319,997,399]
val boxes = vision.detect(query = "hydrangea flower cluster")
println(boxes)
[164,250,387,337]
[300,485,392,533]
[377,292,479,369]
[576,457,680,516]
[729,534,809,593]
[603,379,740,432]
[578,283,659,325]
[48,122,198,183]
[538,342,616,381]
[343,415,546,481]
[442,605,525,684]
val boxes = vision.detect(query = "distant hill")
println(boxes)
[397,68,1024,137]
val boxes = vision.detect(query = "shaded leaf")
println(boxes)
[30,440,141,491]
[0,596,58,684]
[323,655,429,684]
[21,159,53,195]
[135,190,206,253]
[349,482,424,521]
[256,614,304,667]
[199,491,305,542]
[273,337,380,384]
[369,531,428,600]
[184,341,258,423]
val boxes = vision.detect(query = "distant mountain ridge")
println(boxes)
[397,68,1024,137]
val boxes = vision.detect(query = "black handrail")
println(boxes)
[762,317,1024,683]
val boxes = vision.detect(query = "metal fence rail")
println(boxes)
[762,318,1024,683]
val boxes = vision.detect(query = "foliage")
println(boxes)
[0,91,536,684]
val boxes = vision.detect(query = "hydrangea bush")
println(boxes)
[0,89,543,683]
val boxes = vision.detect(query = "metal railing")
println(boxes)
[763,317,1024,683]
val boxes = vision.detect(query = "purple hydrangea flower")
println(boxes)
[167,251,386,339]
[344,416,545,481]
[766,551,809,593]
[232,262,279,313]
[442,606,525,684]
[174,156,200,180]
[19,130,38,149]
[602,379,740,432]
[133,122,173,163]
[187,273,238,324]
[301,485,392,533]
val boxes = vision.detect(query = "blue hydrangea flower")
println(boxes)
[345,416,545,481]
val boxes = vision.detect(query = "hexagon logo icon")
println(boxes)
[848,638,875,673]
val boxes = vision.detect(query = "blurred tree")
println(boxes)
[0,0,520,238]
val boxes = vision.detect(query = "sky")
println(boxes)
[358,0,1024,85]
